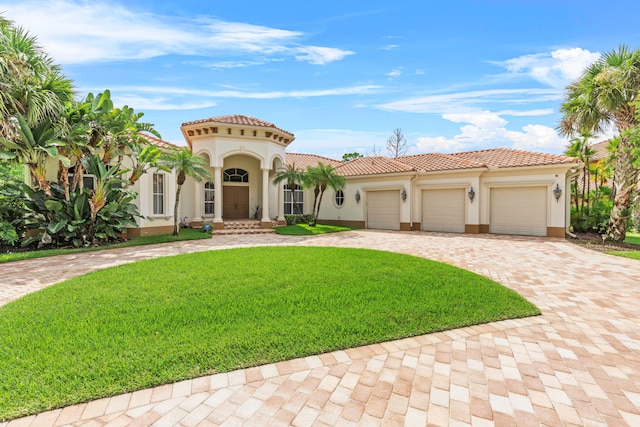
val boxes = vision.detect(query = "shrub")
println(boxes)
[284,214,315,225]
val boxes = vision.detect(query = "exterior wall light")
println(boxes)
[355,190,361,203]
[553,184,562,202]
[468,186,475,203]
[401,188,407,201]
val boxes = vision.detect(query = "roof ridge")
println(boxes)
[438,152,487,168]
[181,114,294,137]
[288,152,344,165]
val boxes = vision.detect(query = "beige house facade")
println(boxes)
[45,115,580,238]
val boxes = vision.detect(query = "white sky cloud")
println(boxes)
[101,84,383,110]
[376,88,561,114]
[492,48,601,88]
[1,0,354,65]
[415,111,567,154]
[386,68,403,78]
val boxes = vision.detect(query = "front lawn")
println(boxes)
[0,246,539,420]
[0,228,211,264]
[275,223,357,235]
[606,232,640,260]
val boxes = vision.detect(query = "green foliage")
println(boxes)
[342,152,363,161]
[20,180,140,248]
[0,161,24,246]
[0,246,539,420]
[0,228,211,264]
[284,214,315,225]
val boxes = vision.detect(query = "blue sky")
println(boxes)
[3,0,638,159]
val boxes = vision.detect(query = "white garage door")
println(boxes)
[490,187,547,236]
[367,191,400,230]
[422,189,465,233]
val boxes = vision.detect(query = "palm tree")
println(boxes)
[305,162,345,226]
[559,45,640,241]
[0,15,72,138]
[273,163,305,215]
[162,148,211,235]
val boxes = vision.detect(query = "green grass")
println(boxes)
[275,223,357,235]
[0,228,211,264]
[606,232,640,260]
[0,246,539,420]
[624,231,640,246]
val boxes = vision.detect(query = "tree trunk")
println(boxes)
[607,137,638,241]
[173,185,182,236]
[314,190,325,226]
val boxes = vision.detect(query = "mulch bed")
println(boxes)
[566,232,639,252]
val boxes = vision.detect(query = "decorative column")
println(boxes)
[261,168,271,228]
[213,166,223,230]
[277,180,285,225]
[193,180,203,223]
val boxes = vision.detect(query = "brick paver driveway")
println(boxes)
[1,230,639,426]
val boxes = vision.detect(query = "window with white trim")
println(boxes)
[68,166,95,190]
[152,173,165,215]
[335,190,345,207]
[204,182,214,215]
[284,184,304,215]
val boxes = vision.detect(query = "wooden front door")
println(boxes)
[223,186,250,219]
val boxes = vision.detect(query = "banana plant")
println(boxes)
[0,113,69,197]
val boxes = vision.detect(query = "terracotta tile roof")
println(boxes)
[397,153,486,171]
[336,156,416,177]
[591,140,611,162]
[285,153,343,170]
[138,133,177,149]
[181,114,294,137]
[449,148,578,168]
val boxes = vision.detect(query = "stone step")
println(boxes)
[212,228,277,235]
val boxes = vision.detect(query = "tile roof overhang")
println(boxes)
[138,132,178,149]
[180,114,295,150]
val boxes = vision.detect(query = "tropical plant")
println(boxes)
[162,147,210,235]
[273,163,305,215]
[565,132,595,230]
[0,15,71,138]
[0,114,69,196]
[559,45,640,241]
[305,162,345,226]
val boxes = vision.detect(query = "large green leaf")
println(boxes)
[44,200,63,212]
[47,219,67,234]
[0,149,17,160]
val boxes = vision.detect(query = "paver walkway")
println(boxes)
[1,230,639,426]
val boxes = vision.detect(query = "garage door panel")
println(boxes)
[490,187,547,236]
[367,191,400,230]
[422,189,465,233]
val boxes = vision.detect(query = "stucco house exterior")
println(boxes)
[65,114,581,238]
[131,115,581,238]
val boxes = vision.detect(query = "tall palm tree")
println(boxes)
[162,148,211,235]
[305,162,345,226]
[0,15,72,138]
[273,163,305,215]
[559,45,640,241]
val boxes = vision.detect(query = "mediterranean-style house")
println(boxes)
[119,115,580,237]
[71,114,583,238]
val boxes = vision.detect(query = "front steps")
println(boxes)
[211,219,279,235]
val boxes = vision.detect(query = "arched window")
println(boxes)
[204,182,214,215]
[223,168,249,183]
[335,190,345,207]
[284,184,304,214]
